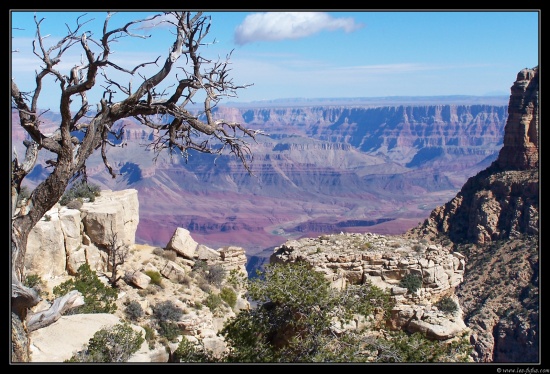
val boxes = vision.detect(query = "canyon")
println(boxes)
[12,96,509,268]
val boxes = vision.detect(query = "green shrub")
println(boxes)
[204,292,223,311]
[399,273,423,293]
[53,263,118,314]
[226,269,246,290]
[192,259,208,274]
[158,321,180,342]
[362,242,373,250]
[59,181,101,206]
[24,273,47,297]
[220,262,392,363]
[371,330,472,362]
[220,287,237,309]
[142,324,156,349]
[435,297,459,314]
[65,322,144,362]
[145,270,162,286]
[173,337,212,362]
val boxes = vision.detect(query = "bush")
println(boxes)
[220,262,392,363]
[399,273,423,293]
[142,324,156,349]
[124,300,144,321]
[24,273,47,298]
[179,275,192,286]
[53,263,118,314]
[59,180,101,206]
[205,264,226,287]
[66,199,83,210]
[173,337,212,363]
[197,279,211,293]
[361,242,373,250]
[65,322,144,362]
[192,259,208,274]
[153,300,183,322]
[220,287,237,309]
[145,270,162,286]
[152,247,164,256]
[435,297,459,314]
[204,292,223,311]
[162,250,177,261]
[371,330,472,362]
[158,321,180,342]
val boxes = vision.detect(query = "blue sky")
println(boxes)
[10,10,539,110]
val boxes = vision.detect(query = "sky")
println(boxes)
[10,10,540,111]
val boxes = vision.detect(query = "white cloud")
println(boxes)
[234,12,363,45]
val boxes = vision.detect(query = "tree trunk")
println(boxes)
[27,290,85,332]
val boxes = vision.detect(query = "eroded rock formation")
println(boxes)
[271,232,468,341]
[406,66,539,363]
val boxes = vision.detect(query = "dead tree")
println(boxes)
[11,11,262,362]
[105,231,130,287]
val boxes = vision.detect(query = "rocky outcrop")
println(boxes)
[406,66,539,363]
[271,232,468,341]
[496,67,539,170]
[408,67,539,246]
[24,189,139,278]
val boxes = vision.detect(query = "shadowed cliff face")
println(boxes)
[406,66,539,363]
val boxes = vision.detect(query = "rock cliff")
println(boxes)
[406,66,539,362]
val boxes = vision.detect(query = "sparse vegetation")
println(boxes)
[435,297,459,314]
[173,337,211,363]
[362,242,373,250]
[204,292,223,311]
[220,287,238,309]
[142,325,156,350]
[399,273,423,294]
[145,270,162,286]
[152,247,164,256]
[162,250,177,262]
[53,263,118,314]
[23,273,47,298]
[59,180,101,206]
[64,322,144,363]
[152,300,184,343]
[205,264,226,287]
[124,300,144,321]
[413,244,424,252]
